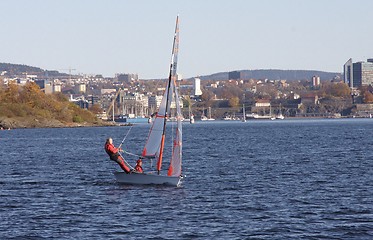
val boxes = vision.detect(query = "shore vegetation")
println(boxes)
[0,82,102,128]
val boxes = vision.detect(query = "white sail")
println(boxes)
[168,80,182,176]
[142,80,172,158]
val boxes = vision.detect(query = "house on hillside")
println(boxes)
[301,93,319,105]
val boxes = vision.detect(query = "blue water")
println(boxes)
[1,119,372,239]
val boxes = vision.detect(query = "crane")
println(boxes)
[57,68,76,83]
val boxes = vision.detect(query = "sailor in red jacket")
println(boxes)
[134,159,143,173]
[104,138,131,173]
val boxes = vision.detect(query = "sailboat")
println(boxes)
[200,107,207,121]
[114,16,183,187]
[207,107,215,120]
[189,105,195,124]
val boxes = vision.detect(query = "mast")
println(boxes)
[112,100,115,122]
[242,104,246,122]
[157,15,180,174]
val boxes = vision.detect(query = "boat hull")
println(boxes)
[114,172,182,187]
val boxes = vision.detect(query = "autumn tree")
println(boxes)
[320,82,351,98]
[89,104,104,114]
[363,90,373,103]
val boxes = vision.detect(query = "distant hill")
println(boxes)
[1,62,342,81]
[197,69,342,81]
[0,63,68,77]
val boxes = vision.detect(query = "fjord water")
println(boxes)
[1,119,372,239]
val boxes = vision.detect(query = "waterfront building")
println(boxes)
[101,91,116,112]
[118,91,149,117]
[255,99,271,107]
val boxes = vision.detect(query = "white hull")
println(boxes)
[114,172,182,187]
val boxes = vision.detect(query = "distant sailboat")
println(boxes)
[201,107,208,121]
[189,105,195,124]
[276,113,285,120]
[276,103,285,119]
[114,16,183,187]
[207,107,215,121]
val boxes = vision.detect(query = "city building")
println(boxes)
[74,83,86,93]
[312,75,320,87]
[344,58,373,88]
[228,71,241,80]
[115,73,139,82]
[148,95,163,113]
[87,95,101,107]
[118,91,149,117]
[35,79,53,94]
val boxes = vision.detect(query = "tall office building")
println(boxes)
[344,58,373,88]
[344,58,354,88]
[353,61,373,87]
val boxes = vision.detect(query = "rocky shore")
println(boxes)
[0,116,117,129]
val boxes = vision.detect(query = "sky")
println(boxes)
[1,0,373,79]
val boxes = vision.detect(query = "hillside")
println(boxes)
[0,82,108,129]
[0,63,68,77]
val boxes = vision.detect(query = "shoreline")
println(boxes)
[0,117,132,129]
[1,116,370,130]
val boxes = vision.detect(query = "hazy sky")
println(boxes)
[1,0,372,79]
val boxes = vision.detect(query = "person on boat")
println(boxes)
[134,159,143,173]
[104,138,131,174]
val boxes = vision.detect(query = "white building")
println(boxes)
[53,85,61,92]
[193,78,202,96]
[148,95,184,113]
